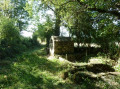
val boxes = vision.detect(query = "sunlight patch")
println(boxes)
[59,57,66,62]
[89,58,106,64]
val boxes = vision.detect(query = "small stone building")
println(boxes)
[49,36,74,56]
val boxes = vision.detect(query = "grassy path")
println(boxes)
[0,46,79,89]
[0,46,120,89]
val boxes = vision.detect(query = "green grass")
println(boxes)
[0,46,120,89]
[0,46,74,89]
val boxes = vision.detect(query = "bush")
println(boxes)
[0,16,40,60]
[108,42,120,60]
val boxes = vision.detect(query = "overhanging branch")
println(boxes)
[50,0,75,7]
[88,8,120,19]
[76,0,120,19]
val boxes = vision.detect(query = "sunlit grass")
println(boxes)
[114,58,120,72]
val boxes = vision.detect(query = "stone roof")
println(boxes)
[51,36,71,41]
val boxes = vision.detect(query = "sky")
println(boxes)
[21,31,33,38]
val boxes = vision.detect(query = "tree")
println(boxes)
[34,16,54,47]
[75,0,120,19]
[61,2,92,47]
[26,0,72,36]
[0,0,29,31]
[39,0,63,36]
[72,12,92,47]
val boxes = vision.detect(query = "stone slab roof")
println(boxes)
[51,36,71,41]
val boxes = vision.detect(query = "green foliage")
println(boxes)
[24,1,34,18]
[34,16,54,46]
[0,16,39,60]
[63,3,93,46]
[0,16,20,59]
[0,0,29,31]
[0,16,20,41]
[0,0,12,16]
[72,12,93,44]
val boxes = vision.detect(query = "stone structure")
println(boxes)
[49,36,74,56]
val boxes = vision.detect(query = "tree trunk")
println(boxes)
[54,9,61,36]
[46,37,50,54]
[46,37,50,47]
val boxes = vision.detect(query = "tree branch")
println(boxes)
[50,1,74,7]
[76,0,120,19]
[88,8,120,19]
[47,5,55,13]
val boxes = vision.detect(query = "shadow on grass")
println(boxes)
[73,47,104,63]
[17,53,64,73]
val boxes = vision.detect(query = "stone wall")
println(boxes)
[59,53,82,62]
[49,36,74,56]
[49,36,83,61]
[54,41,74,54]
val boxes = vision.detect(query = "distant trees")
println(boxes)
[0,0,29,31]
[33,16,54,47]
